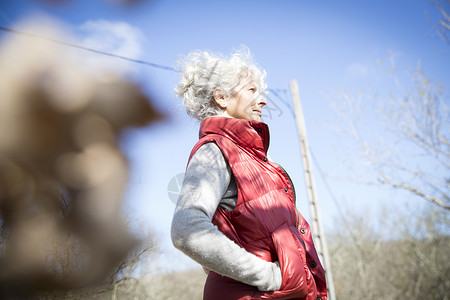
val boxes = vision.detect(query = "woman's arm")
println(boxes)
[171,142,281,291]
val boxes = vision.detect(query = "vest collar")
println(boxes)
[199,116,270,155]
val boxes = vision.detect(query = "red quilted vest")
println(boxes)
[189,116,327,300]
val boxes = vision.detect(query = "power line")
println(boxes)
[0,25,304,115]
[0,25,176,72]
[309,149,347,224]
[0,25,303,114]
[267,88,295,118]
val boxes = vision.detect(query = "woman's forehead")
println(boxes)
[238,73,256,86]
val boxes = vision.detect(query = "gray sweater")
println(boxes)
[171,142,282,291]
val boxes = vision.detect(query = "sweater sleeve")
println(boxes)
[171,142,281,291]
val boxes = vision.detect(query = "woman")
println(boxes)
[171,48,327,300]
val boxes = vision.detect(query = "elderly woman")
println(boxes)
[171,48,327,300]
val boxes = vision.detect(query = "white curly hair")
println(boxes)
[175,47,267,120]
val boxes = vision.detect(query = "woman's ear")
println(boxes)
[213,88,227,108]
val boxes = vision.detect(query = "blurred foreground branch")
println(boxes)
[0,18,162,298]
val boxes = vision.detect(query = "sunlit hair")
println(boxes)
[175,47,267,120]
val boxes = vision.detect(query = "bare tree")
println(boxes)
[330,54,449,210]
[329,1,449,211]
[427,0,450,45]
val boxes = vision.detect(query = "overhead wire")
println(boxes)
[309,150,347,225]
[0,25,176,72]
[267,88,295,118]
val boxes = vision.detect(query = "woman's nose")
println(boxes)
[258,96,267,107]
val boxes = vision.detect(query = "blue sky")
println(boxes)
[1,0,449,271]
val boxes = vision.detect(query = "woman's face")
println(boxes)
[223,74,266,121]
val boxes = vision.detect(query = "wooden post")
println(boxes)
[289,80,336,300]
